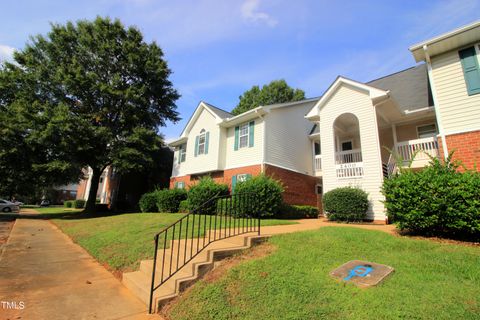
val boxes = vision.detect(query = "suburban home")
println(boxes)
[169,21,480,223]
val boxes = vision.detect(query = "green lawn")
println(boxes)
[168,227,480,320]
[38,208,296,272]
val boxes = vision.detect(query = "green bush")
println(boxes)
[323,187,369,222]
[156,188,187,213]
[73,199,86,209]
[64,200,73,208]
[187,177,229,214]
[234,174,284,218]
[277,203,319,219]
[382,156,480,239]
[139,191,160,213]
[178,200,189,213]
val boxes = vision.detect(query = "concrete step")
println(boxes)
[123,232,269,313]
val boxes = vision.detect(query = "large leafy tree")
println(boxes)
[0,17,180,213]
[232,79,305,115]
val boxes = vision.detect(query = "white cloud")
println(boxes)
[241,0,278,27]
[0,45,16,63]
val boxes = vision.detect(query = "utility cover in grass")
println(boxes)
[330,260,394,288]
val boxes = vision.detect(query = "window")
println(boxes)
[198,130,206,155]
[99,177,104,184]
[417,124,437,139]
[179,144,186,163]
[315,184,323,195]
[341,140,353,151]
[234,121,255,150]
[239,123,249,148]
[459,46,480,95]
[237,174,249,182]
[314,142,321,155]
[175,181,185,189]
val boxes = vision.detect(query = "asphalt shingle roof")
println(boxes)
[367,64,433,112]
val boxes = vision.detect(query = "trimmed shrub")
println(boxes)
[178,200,190,213]
[139,191,160,213]
[73,199,86,209]
[64,200,73,208]
[234,174,284,218]
[187,177,229,214]
[323,187,369,222]
[382,156,480,239]
[277,203,319,219]
[156,188,187,213]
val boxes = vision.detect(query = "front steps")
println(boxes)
[122,232,269,313]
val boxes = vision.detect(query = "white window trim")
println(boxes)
[238,123,249,149]
[416,123,437,139]
[237,173,249,182]
[177,181,185,189]
[315,183,323,195]
[198,130,206,155]
[179,144,186,162]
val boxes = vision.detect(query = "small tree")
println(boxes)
[232,79,305,115]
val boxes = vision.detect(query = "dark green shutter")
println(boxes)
[246,174,252,180]
[231,175,237,193]
[194,136,199,157]
[248,121,255,147]
[234,126,239,151]
[205,132,209,154]
[174,182,178,189]
[459,46,480,95]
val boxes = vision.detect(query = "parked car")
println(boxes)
[0,199,20,213]
[40,200,50,207]
[12,200,24,206]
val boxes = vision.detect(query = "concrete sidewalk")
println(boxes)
[0,218,161,320]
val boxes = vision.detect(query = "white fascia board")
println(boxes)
[168,137,187,147]
[219,107,267,127]
[179,101,225,138]
[305,77,388,119]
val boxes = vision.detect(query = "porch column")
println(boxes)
[391,124,398,152]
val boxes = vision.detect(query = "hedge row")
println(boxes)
[63,199,87,209]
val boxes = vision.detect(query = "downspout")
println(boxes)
[256,108,267,173]
[423,44,449,159]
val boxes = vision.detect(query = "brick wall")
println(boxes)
[439,130,480,171]
[264,164,320,207]
[170,164,321,208]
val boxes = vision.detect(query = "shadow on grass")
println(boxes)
[2,209,141,221]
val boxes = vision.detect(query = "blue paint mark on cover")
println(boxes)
[344,265,373,281]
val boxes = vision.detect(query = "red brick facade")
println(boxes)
[170,164,320,208]
[438,130,480,171]
[264,164,320,207]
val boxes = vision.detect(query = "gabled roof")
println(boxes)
[409,20,480,62]
[367,64,433,113]
[201,102,232,119]
[305,76,389,119]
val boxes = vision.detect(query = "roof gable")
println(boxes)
[180,101,228,137]
[305,77,389,119]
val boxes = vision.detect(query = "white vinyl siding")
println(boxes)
[225,119,264,169]
[264,101,317,175]
[318,84,385,220]
[172,108,221,176]
[431,49,480,134]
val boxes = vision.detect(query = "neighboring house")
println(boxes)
[51,183,79,204]
[76,167,120,205]
[170,21,480,223]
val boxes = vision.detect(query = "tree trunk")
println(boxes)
[84,167,101,214]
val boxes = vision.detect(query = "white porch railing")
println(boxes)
[336,162,364,178]
[395,137,439,162]
[314,155,322,171]
[335,149,363,164]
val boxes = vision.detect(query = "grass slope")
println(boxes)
[40,208,295,272]
[169,227,480,320]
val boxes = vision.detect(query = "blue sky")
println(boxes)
[1,0,479,141]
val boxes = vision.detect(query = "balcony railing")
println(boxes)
[335,149,363,164]
[314,155,322,171]
[395,137,439,163]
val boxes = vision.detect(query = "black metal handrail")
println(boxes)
[148,192,260,313]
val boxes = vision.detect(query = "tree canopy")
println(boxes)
[231,79,305,115]
[0,17,180,212]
